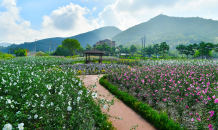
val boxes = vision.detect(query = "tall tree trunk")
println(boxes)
[202,51,203,59]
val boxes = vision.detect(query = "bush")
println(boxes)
[35,51,45,56]
[14,48,26,57]
[0,53,15,59]
[42,54,49,56]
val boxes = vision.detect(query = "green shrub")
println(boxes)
[42,54,49,56]
[35,51,45,56]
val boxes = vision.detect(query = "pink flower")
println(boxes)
[168,97,170,99]
[207,118,210,121]
[155,90,158,92]
[163,88,166,91]
[215,98,218,103]
[186,106,189,108]
[212,95,216,99]
[209,111,214,117]
[133,87,135,89]
[200,96,203,99]
[197,117,201,121]
[196,113,198,116]
[208,124,212,128]
[208,97,211,100]
[163,99,167,102]
[191,118,194,121]
[189,113,192,115]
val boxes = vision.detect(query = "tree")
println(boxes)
[123,47,130,58]
[176,44,186,58]
[197,41,207,59]
[159,42,169,58]
[111,47,116,56]
[85,43,92,51]
[192,43,199,55]
[77,47,84,57]
[214,44,218,53]
[204,42,214,58]
[145,45,154,58]
[130,45,137,56]
[14,48,26,57]
[53,45,71,56]
[153,43,160,59]
[62,38,82,56]
[184,44,195,59]
[96,45,103,51]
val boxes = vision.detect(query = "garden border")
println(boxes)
[99,75,188,130]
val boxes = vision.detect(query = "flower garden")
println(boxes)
[0,56,218,130]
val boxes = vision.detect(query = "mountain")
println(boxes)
[0,43,11,47]
[111,14,218,50]
[0,26,122,53]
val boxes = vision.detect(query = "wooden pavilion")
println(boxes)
[82,49,105,64]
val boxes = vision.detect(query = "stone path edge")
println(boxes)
[77,74,157,130]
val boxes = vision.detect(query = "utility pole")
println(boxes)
[49,39,51,56]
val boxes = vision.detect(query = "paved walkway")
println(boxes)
[77,75,156,130]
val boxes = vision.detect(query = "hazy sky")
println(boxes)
[0,0,218,44]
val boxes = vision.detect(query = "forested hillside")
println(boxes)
[0,26,122,53]
[112,14,218,50]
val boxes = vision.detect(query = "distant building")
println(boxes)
[93,38,115,48]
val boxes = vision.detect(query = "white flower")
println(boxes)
[118,117,123,120]
[93,85,97,88]
[78,90,83,95]
[17,123,24,130]
[3,123,12,130]
[67,106,72,111]
[34,114,38,119]
[46,84,52,90]
[16,111,21,115]
[13,82,17,85]
[6,99,11,104]
[77,97,81,102]
[51,102,54,106]
[103,105,107,109]
[73,101,76,105]
[68,101,71,105]
[35,94,39,97]
[78,82,82,87]
[92,92,97,99]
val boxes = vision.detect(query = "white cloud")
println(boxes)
[99,4,140,31]
[39,3,102,39]
[97,0,218,31]
[0,0,39,44]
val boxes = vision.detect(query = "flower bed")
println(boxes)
[105,59,218,130]
[0,57,116,130]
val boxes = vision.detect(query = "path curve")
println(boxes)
[77,75,156,130]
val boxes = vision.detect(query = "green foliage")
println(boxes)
[0,52,15,59]
[35,51,45,56]
[53,45,71,56]
[130,45,137,56]
[159,42,169,58]
[112,15,218,50]
[42,54,49,56]
[62,38,82,56]
[85,43,92,51]
[14,48,26,57]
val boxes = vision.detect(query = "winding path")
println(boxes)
[77,74,156,130]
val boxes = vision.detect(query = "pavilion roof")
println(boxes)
[82,49,105,54]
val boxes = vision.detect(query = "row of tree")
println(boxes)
[176,41,218,59]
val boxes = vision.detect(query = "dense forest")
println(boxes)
[112,14,218,50]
